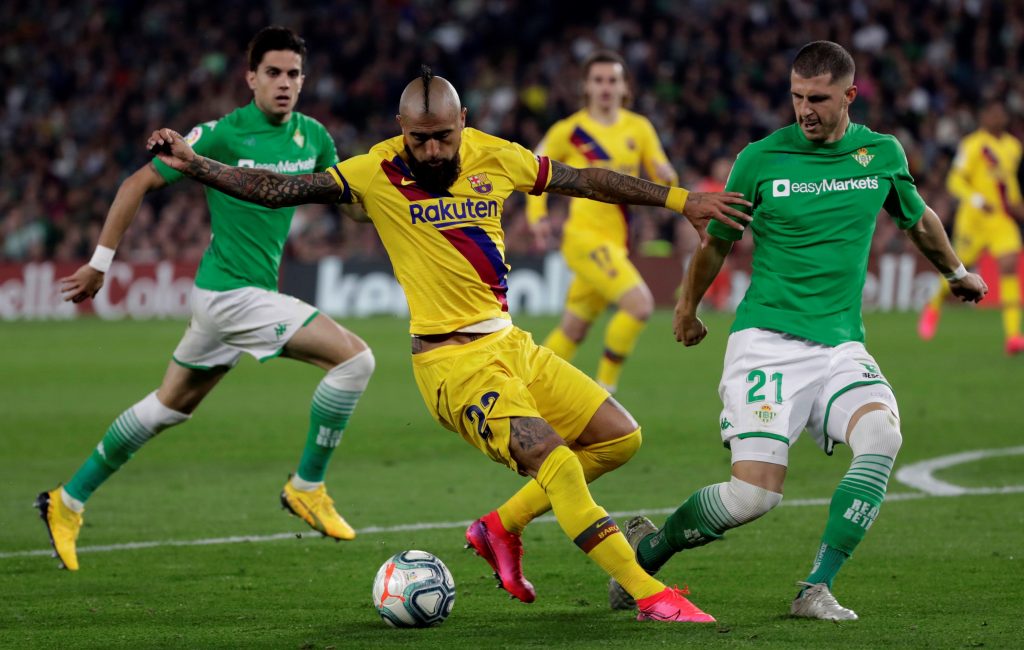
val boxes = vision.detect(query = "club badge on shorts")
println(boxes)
[755,404,777,425]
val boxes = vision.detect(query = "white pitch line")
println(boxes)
[0,491,935,561]
[895,446,1024,496]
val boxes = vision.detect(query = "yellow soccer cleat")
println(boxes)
[280,478,356,541]
[35,487,83,571]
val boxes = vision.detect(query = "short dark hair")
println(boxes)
[247,26,306,72]
[581,50,632,107]
[792,41,855,84]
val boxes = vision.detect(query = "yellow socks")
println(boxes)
[497,429,642,533]
[543,327,579,360]
[1001,275,1021,339]
[928,277,951,311]
[596,311,646,391]
[535,445,663,600]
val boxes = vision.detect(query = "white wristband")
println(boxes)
[88,245,116,273]
[943,263,967,282]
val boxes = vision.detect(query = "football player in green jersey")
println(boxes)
[610,41,987,620]
[37,27,372,571]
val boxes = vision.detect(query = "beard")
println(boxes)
[405,147,461,193]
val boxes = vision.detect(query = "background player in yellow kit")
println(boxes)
[919,99,1024,354]
[147,68,751,622]
[527,51,678,393]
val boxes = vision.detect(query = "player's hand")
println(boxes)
[682,192,752,243]
[528,217,554,252]
[673,306,708,346]
[59,264,105,303]
[146,128,196,170]
[950,272,988,304]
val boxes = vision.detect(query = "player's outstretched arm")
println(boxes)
[59,163,168,303]
[146,128,345,208]
[545,161,751,240]
[673,236,733,346]
[905,207,988,303]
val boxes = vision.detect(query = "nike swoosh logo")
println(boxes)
[400,178,416,186]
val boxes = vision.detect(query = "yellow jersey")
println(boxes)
[326,128,551,335]
[525,108,675,245]
[947,129,1022,221]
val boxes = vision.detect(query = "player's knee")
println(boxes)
[579,427,642,473]
[848,408,902,458]
[720,476,783,525]
[135,391,191,435]
[562,320,590,343]
[620,287,654,321]
[324,348,375,392]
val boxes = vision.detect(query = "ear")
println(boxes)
[246,70,257,91]
[845,84,858,105]
[459,106,468,127]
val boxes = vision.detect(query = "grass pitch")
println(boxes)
[1,309,1021,648]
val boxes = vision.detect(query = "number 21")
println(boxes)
[746,369,783,403]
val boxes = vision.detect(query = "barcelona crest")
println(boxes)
[467,172,493,194]
[851,147,874,167]
[755,404,776,425]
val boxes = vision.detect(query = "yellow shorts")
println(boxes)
[411,326,610,473]
[953,214,1022,264]
[561,229,644,321]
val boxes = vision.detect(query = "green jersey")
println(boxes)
[153,101,339,292]
[707,122,926,346]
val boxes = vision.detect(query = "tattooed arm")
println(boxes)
[546,161,672,205]
[545,161,752,237]
[146,128,345,207]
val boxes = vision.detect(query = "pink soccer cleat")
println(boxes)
[465,511,536,603]
[917,305,940,341]
[1006,335,1024,356]
[636,586,716,623]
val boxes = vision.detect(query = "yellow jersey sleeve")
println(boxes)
[525,121,571,224]
[1007,135,1023,205]
[326,153,383,204]
[946,134,979,203]
[496,139,552,196]
[637,116,677,185]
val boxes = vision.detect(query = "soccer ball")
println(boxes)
[372,550,456,628]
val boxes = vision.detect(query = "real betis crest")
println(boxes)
[293,128,305,148]
[851,147,874,167]
[754,404,776,425]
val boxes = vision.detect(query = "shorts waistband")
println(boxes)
[411,326,515,365]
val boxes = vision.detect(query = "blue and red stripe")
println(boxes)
[439,226,509,311]
[569,126,611,162]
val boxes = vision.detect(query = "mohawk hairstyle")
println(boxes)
[420,65,434,113]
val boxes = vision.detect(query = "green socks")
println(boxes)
[803,454,895,587]
[65,392,189,502]
[296,380,362,483]
[636,485,729,573]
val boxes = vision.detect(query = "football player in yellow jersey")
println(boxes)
[527,51,677,392]
[147,67,750,622]
[919,100,1024,354]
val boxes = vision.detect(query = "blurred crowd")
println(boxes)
[3,0,1024,265]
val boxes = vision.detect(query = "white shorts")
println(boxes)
[172,286,318,369]
[718,328,899,466]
